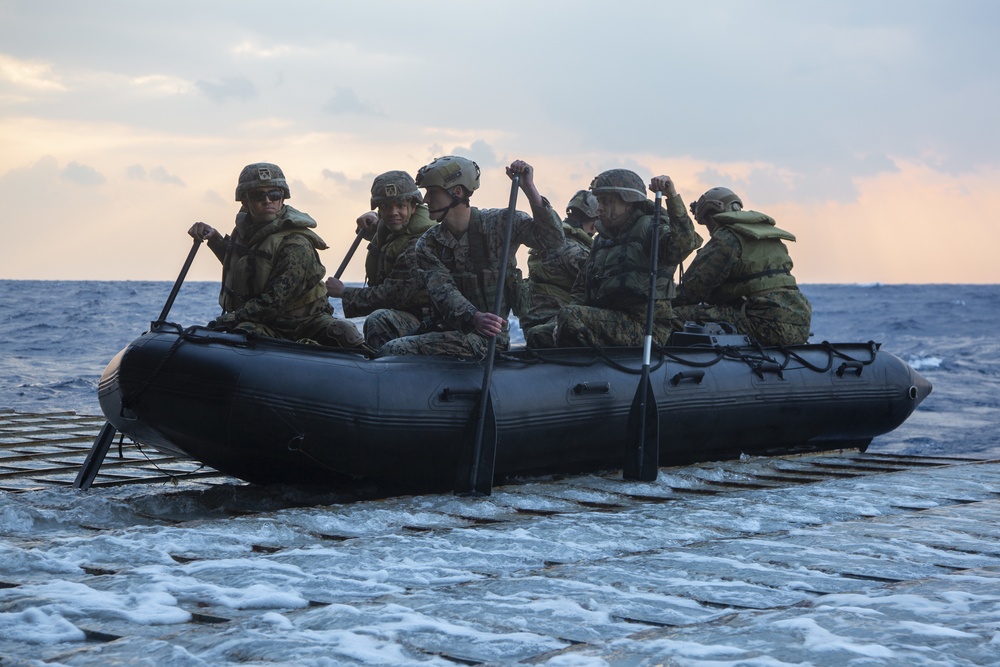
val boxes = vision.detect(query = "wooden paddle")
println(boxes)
[73,237,201,490]
[457,174,520,496]
[623,191,663,481]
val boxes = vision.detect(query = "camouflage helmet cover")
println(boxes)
[235,162,290,201]
[370,170,423,210]
[589,169,647,203]
[415,155,481,194]
[566,189,599,221]
[690,186,743,222]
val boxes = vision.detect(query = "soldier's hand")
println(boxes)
[325,276,345,298]
[506,160,534,186]
[188,222,219,243]
[649,176,678,198]
[355,211,378,234]
[472,311,506,338]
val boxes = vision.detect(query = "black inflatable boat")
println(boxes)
[96,321,932,493]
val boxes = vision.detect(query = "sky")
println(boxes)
[1,0,998,284]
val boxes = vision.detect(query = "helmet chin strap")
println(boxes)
[428,191,470,219]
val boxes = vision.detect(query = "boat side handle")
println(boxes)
[670,370,705,386]
[753,362,784,380]
[573,381,611,395]
[440,387,482,401]
[836,360,864,377]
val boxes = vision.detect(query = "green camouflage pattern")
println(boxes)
[363,309,422,350]
[206,208,366,350]
[558,193,701,347]
[554,302,683,347]
[674,220,812,346]
[378,329,493,359]
[378,200,563,358]
[518,222,592,338]
[342,204,435,319]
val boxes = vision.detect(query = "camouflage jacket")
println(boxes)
[674,211,798,307]
[341,204,436,318]
[416,200,563,335]
[210,205,332,329]
[571,194,702,316]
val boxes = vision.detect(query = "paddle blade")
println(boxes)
[73,421,118,490]
[455,390,499,496]
[624,376,659,481]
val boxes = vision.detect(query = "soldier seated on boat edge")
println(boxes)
[376,156,565,360]
[671,186,812,347]
[519,190,598,350]
[187,162,374,354]
[551,171,703,348]
[325,170,436,352]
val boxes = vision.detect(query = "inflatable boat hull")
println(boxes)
[98,325,931,491]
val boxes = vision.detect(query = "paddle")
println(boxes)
[73,237,202,490]
[334,227,366,280]
[623,191,663,482]
[457,174,520,496]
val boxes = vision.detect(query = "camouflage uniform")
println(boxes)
[673,210,812,346]
[555,193,702,347]
[378,201,564,359]
[340,204,436,349]
[519,221,593,348]
[206,205,366,349]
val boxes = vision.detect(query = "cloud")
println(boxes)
[195,76,256,103]
[124,164,185,186]
[203,190,228,206]
[321,169,348,184]
[0,54,65,91]
[324,86,381,116]
[149,166,185,186]
[60,161,106,186]
[445,140,503,169]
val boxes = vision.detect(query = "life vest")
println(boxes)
[708,210,799,304]
[363,204,436,287]
[583,206,674,310]
[526,222,592,300]
[219,205,329,315]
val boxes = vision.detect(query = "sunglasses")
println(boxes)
[249,189,283,203]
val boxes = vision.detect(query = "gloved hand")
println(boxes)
[208,312,238,330]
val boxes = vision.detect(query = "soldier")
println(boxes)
[519,190,598,349]
[378,156,564,359]
[187,162,370,352]
[554,171,702,347]
[672,186,812,346]
[325,171,436,350]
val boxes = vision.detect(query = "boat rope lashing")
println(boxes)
[121,334,187,414]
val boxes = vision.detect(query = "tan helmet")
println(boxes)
[566,189,599,222]
[589,169,647,203]
[690,187,743,222]
[235,162,290,201]
[415,156,480,194]
[370,171,423,210]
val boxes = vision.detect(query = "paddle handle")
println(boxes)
[155,237,201,324]
[334,228,366,280]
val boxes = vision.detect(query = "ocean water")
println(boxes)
[1,281,999,666]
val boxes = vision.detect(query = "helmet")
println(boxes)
[235,162,290,201]
[415,156,480,194]
[566,190,599,221]
[690,187,743,222]
[589,169,647,203]
[370,170,423,210]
